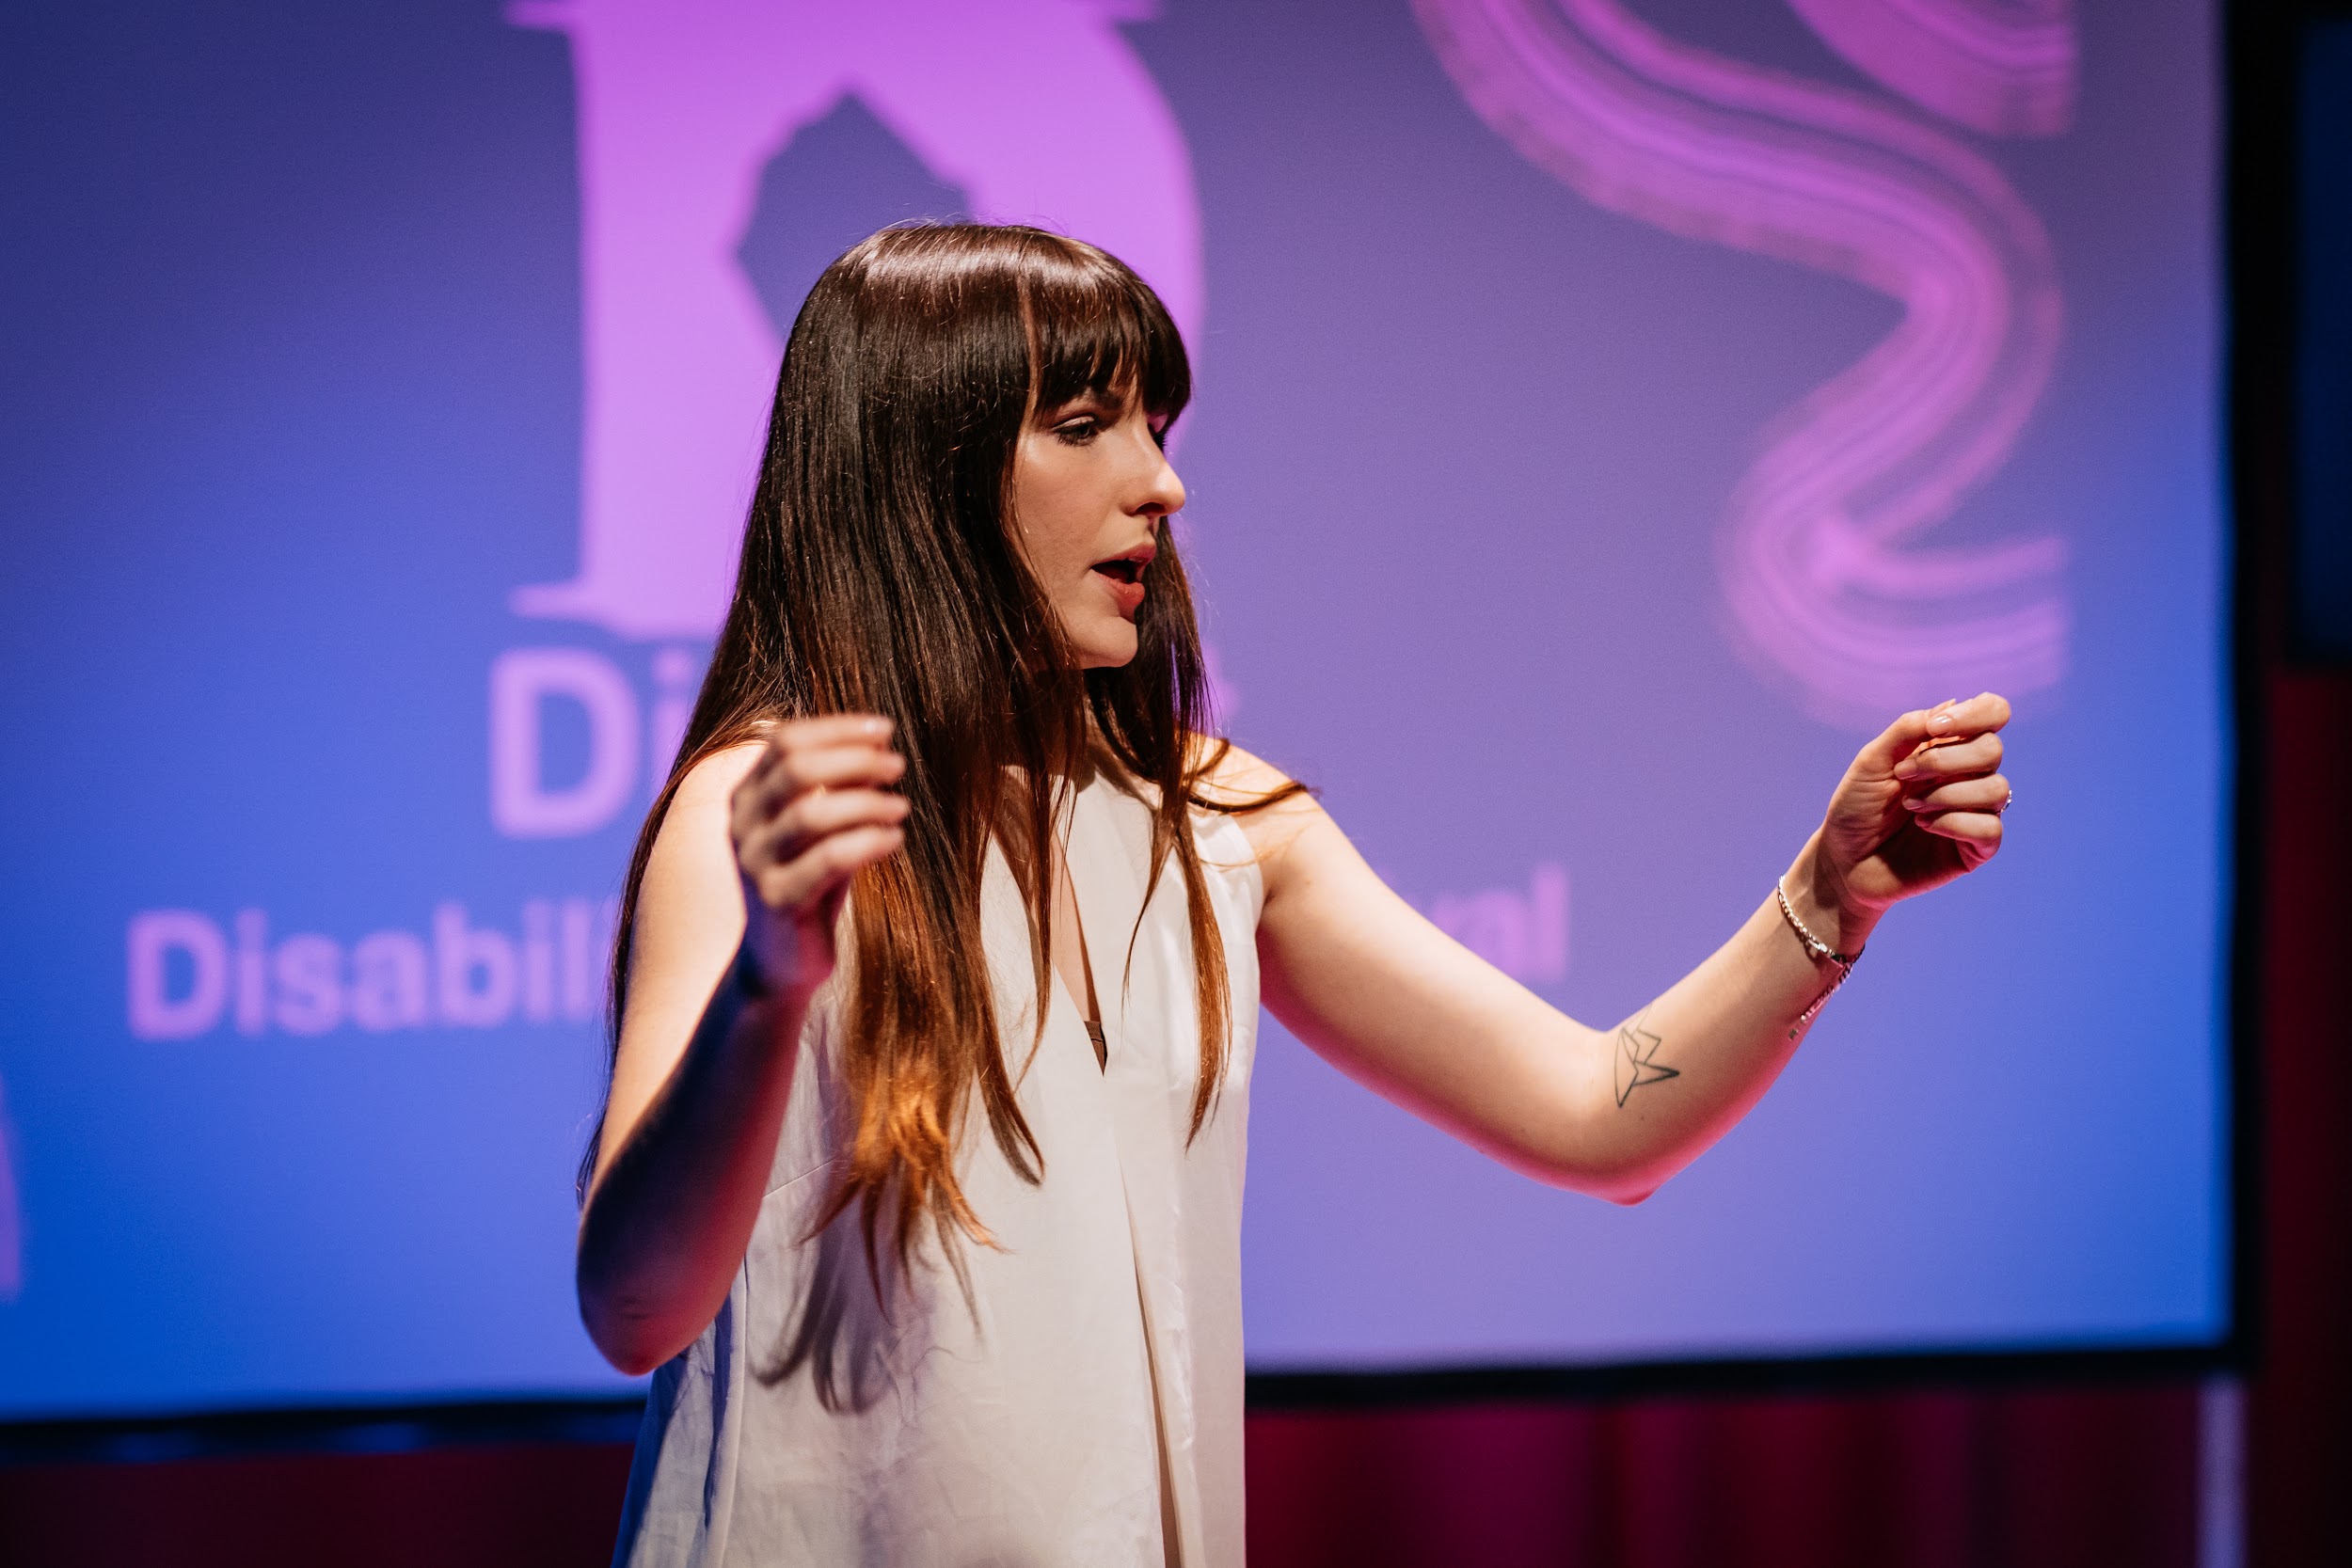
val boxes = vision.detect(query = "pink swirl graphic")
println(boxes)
[1787,0,2075,135]
[1413,0,2071,724]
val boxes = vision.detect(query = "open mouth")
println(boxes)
[1090,557,1146,585]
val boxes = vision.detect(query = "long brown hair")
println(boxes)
[587,224,1298,1275]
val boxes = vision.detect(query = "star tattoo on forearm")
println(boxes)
[1613,1013,1679,1107]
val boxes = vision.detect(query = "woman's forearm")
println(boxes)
[1248,699,2007,1204]
[576,719,907,1376]
[1549,832,1876,1201]
[575,959,809,1376]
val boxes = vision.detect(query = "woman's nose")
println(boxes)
[1138,453,1186,518]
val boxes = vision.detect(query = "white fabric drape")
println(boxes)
[612,778,1264,1567]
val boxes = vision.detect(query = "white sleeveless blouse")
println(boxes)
[612,776,1265,1567]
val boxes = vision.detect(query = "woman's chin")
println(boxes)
[1073,624,1141,670]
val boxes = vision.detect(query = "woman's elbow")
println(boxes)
[580,1294,680,1379]
[1514,1140,1672,1207]
[1562,1166,1665,1207]
[604,1344,671,1380]
[596,1343,664,1379]
[577,1258,692,1376]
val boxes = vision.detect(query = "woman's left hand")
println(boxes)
[1805,692,2014,941]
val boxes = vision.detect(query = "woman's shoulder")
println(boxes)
[641,740,768,881]
[1184,736,1321,878]
[1190,736,1309,816]
[672,738,769,813]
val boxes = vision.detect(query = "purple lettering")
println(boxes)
[272,935,346,1037]
[434,903,517,1029]
[489,647,641,838]
[126,910,230,1040]
[350,930,430,1033]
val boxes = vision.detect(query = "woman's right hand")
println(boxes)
[728,714,909,998]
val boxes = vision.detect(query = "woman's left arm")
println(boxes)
[1227,693,2011,1203]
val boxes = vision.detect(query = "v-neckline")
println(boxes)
[1052,782,1108,1072]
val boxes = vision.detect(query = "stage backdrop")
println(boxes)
[0,0,2224,1418]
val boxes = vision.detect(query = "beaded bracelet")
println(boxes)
[1774,876,1861,1039]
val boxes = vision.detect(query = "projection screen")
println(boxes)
[0,0,2225,1418]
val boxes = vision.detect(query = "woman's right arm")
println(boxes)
[575,715,907,1376]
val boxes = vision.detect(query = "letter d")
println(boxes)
[127,911,229,1039]
[490,648,639,837]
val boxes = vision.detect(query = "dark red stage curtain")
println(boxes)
[1247,1386,2199,1568]
[2237,3,2352,1554]
[0,1443,635,1568]
[2246,668,2352,1566]
[0,1385,2198,1568]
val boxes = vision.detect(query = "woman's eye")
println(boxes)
[1053,417,1102,445]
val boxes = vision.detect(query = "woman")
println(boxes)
[579,224,2012,1566]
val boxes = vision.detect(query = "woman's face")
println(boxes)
[1009,388,1186,670]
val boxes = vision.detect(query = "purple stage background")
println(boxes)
[0,0,2224,1417]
